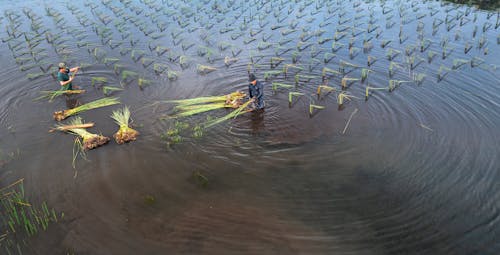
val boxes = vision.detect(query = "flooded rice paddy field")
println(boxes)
[0,0,499,254]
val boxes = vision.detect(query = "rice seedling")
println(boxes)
[361,69,372,82]
[110,106,139,144]
[36,90,85,102]
[337,91,356,107]
[102,86,123,96]
[441,45,454,59]
[321,67,341,80]
[381,39,392,48]
[427,50,437,63]
[386,61,401,76]
[452,59,470,70]
[55,117,109,150]
[224,56,239,67]
[141,58,154,68]
[272,82,294,92]
[367,55,377,66]
[103,58,119,66]
[309,104,325,116]
[341,77,360,90]
[264,70,283,80]
[339,60,360,75]
[53,97,120,121]
[478,36,487,49]
[26,72,45,80]
[152,63,168,75]
[323,52,336,63]
[167,71,178,81]
[412,73,426,85]
[386,48,401,61]
[119,47,132,56]
[388,80,411,92]
[317,85,335,97]
[270,57,284,68]
[295,74,318,85]
[288,92,304,105]
[197,64,217,74]
[437,65,451,81]
[138,78,152,89]
[365,86,387,100]
[471,57,485,68]
[121,70,138,82]
[131,49,145,62]
[349,47,360,59]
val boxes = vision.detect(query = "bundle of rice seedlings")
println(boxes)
[111,106,139,144]
[55,117,109,150]
[53,97,120,121]
[36,90,85,102]
[203,100,253,128]
[167,92,246,107]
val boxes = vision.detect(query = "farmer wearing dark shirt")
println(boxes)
[248,73,264,110]
[57,62,79,90]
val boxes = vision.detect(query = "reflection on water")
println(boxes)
[0,0,499,254]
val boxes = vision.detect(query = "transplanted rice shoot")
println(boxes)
[111,106,139,144]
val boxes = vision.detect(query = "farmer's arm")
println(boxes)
[59,76,74,86]
[69,66,80,73]
[256,82,264,98]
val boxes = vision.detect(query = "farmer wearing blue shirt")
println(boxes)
[248,73,264,110]
[57,62,80,90]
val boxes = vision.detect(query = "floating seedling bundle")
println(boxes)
[168,91,247,118]
[53,97,120,121]
[111,106,139,144]
[54,117,109,150]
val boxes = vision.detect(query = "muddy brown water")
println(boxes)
[1,0,499,254]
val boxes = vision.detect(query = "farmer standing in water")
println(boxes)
[57,62,80,90]
[248,73,264,110]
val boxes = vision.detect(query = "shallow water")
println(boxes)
[0,0,499,254]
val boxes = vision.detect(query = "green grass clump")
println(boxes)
[0,179,62,254]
